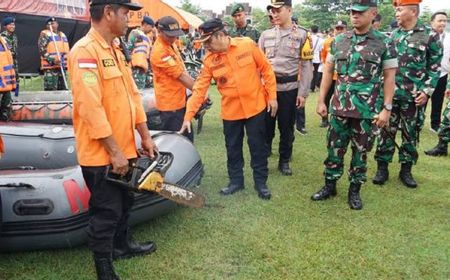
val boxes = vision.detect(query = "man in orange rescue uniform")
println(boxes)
[151,16,195,142]
[68,1,157,279]
[180,18,278,200]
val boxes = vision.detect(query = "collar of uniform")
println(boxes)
[346,28,376,39]
[229,37,238,47]
[88,28,112,50]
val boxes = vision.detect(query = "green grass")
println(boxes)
[1,87,449,279]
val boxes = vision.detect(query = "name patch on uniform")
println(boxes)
[78,59,98,69]
[236,52,251,60]
[102,59,116,67]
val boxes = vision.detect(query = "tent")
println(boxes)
[128,0,203,29]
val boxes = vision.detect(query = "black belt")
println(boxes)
[275,75,298,84]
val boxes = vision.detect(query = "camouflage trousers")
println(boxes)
[324,116,376,184]
[0,90,12,121]
[374,100,420,164]
[132,67,147,90]
[43,69,67,91]
[438,99,450,143]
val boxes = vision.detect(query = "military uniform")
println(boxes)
[229,3,260,43]
[373,17,442,187]
[259,0,313,175]
[38,17,69,90]
[311,0,398,210]
[128,28,151,89]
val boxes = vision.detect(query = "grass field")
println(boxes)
[1,86,449,279]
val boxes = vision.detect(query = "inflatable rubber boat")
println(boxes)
[0,122,203,252]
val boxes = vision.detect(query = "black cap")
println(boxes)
[157,16,184,37]
[335,20,347,27]
[46,17,57,25]
[267,0,292,11]
[142,16,154,26]
[89,0,143,11]
[195,18,224,43]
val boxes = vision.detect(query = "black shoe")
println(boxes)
[113,229,156,260]
[372,161,389,185]
[399,163,417,188]
[220,183,244,195]
[297,128,308,135]
[348,183,363,210]
[424,139,448,157]
[94,255,121,280]
[311,179,337,201]
[278,162,292,176]
[254,184,271,200]
[429,126,439,134]
[319,120,329,128]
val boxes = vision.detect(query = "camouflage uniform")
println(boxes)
[374,22,442,164]
[0,31,17,119]
[326,29,397,184]
[438,96,450,143]
[128,28,151,89]
[38,31,68,90]
[229,24,260,43]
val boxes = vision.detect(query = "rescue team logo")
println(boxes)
[102,59,116,67]
[82,72,97,87]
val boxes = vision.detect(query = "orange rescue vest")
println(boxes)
[131,29,151,71]
[0,36,16,92]
[40,30,70,70]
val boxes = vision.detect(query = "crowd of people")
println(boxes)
[1,0,450,279]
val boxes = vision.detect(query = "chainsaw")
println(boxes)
[104,152,205,208]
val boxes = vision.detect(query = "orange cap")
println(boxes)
[393,0,422,6]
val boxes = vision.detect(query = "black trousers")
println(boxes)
[223,110,268,187]
[311,63,322,91]
[430,74,448,129]
[160,107,193,142]
[81,166,134,255]
[266,88,297,163]
[295,107,305,130]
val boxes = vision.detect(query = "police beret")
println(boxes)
[89,0,143,11]
[157,16,184,37]
[46,17,57,25]
[195,18,224,43]
[2,16,15,27]
[392,0,422,6]
[231,3,245,16]
[350,0,378,12]
[267,0,292,11]
[142,16,155,26]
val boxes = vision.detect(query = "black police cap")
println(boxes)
[196,18,224,43]
[89,0,143,11]
[157,16,184,37]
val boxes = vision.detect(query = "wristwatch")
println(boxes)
[383,103,393,111]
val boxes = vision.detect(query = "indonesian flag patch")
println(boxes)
[78,59,98,69]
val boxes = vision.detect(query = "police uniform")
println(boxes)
[311,0,398,210]
[1,16,19,97]
[38,17,69,90]
[185,19,277,199]
[128,16,154,89]
[150,16,193,141]
[259,0,313,175]
[0,35,16,121]
[374,0,443,188]
[68,1,156,277]
[229,3,260,43]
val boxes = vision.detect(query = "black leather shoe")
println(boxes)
[424,139,448,157]
[399,163,417,188]
[372,161,389,185]
[94,255,121,280]
[348,183,363,210]
[278,162,292,176]
[311,180,337,201]
[220,183,244,195]
[254,184,271,200]
[113,229,156,260]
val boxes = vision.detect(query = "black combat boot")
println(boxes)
[372,161,389,185]
[348,183,363,210]
[94,255,120,280]
[278,162,292,176]
[424,139,448,157]
[113,228,156,260]
[399,162,417,188]
[311,179,337,201]
[254,184,271,200]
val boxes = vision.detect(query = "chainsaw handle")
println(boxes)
[104,165,132,188]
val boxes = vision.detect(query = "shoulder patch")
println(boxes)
[78,58,98,69]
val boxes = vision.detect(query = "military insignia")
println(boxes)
[219,76,227,85]
[102,59,116,67]
[82,72,98,87]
